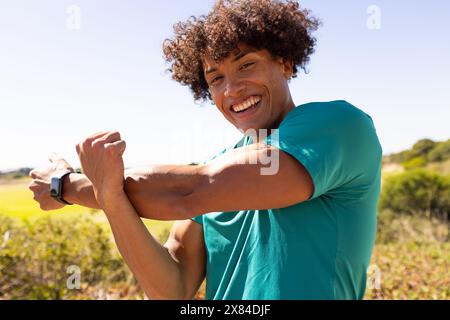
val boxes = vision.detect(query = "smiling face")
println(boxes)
[203,43,296,134]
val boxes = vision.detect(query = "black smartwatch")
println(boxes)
[50,170,74,205]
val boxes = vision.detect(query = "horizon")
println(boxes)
[1,135,448,173]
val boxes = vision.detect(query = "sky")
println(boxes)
[0,0,449,171]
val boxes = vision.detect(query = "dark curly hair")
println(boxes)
[163,0,321,101]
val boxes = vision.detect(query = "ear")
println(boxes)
[282,58,294,80]
[277,57,294,80]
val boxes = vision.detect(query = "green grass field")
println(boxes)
[0,178,173,240]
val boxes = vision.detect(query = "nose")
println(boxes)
[224,78,246,98]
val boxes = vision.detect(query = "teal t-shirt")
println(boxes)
[192,100,382,300]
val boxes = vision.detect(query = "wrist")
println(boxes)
[96,188,127,209]
[63,173,85,205]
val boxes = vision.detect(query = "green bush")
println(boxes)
[401,156,426,170]
[428,139,450,162]
[411,139,436,157]
[0,214,134,299]
[385,138,450,167]
[379,169,450,219]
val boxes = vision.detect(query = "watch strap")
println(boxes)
[50,170,74,205]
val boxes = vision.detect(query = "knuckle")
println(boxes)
[92,140,103,149]
[82,139,90,148]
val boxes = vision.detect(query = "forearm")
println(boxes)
[124,165,208,220]
[100,191,185,299]
[63,165,208,220]
[63,173,100,209]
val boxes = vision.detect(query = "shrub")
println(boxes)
[411,139,436,158]
[0,214,132,299]
[428,139,450,162]
[401,156,426,170]
[379,169,450,219]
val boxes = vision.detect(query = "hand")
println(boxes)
[28,154,74,211]
[76,131,126,206]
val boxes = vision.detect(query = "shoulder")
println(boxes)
[285,100,373,124]
[281,100,377,138]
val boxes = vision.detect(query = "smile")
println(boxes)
[231,96,262,114]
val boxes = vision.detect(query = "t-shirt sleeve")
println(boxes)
[191,215,204,225]
[263,101,382,200]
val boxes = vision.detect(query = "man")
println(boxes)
[29,0,382,300]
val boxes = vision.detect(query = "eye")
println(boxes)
[240,62,255,70]
[210,76,223,85]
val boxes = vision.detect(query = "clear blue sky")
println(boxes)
[1,0,449,170]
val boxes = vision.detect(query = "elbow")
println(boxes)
[143,277,190,300]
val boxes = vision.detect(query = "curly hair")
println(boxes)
[163,0,320,101]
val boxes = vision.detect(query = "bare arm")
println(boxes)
[62,164,208,220]
[74,131,206,299]
[61,142,313,220]
[29,135,206,299]
[102,195,205,299]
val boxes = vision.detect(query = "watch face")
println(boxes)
[50,177,59,197]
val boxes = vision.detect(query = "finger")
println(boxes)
[48,152,63,163]
[88,131,110,140]
[76,143,82,155]
[28,179,47,191]
[78,131,110,153]
[49,154,73,170]
[92,132,121,150]
[105,140,126,157]
[97,131,121,144]
[29,169,41,179]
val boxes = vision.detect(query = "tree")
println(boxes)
[411,139,436,157]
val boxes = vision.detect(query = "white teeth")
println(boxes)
[232,96,261,113]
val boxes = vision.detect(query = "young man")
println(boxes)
[29,0,382,300]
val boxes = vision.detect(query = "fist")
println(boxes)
[28,154,74,211]
[76,131,126,205]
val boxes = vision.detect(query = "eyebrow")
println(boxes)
[205,49,255,75]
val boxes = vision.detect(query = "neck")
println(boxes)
[250,97,295,142]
